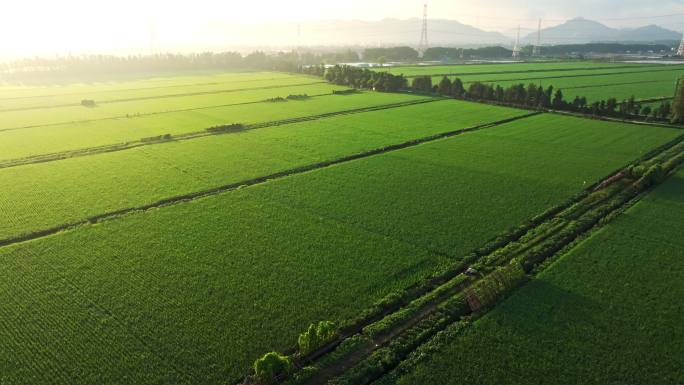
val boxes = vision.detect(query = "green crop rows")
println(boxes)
[0,107,679,384]
[482,68,684,101]
[388,168,684,385]
[249,114,679,259]
[0,71,307,109]
[377,62,656,77]
[0,99,526,240]
[0,80,341,131]
[1,67,682,385]
[0,91,426,161]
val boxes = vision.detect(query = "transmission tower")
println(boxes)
[512,25,521,59]
[418,3,429,57]
[533,19,542,56]
[677,33,684,56]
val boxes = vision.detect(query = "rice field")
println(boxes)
[379,61,657,77]
[1,66,682,385]
[380,61,684,102]
[0,91,427,161]
[0,99,528,240]
[387,167,684,385]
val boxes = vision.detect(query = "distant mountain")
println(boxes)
[524,18,682,44]
[202,19,509,48]
[617,25,682,42]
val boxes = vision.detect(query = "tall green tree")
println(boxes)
[526,83,538,106]
[671,78,684,123]
[411,76,433,93]
[552,90,564,109]
[438,76,453,96]
[451,78,465,98]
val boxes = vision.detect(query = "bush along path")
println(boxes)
[240,134,684,385]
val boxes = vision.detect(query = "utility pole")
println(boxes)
[533,19,542,56]
[512,25,521,59]
[677,33,684,56]
[418,3,429,58]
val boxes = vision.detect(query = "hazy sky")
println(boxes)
[1,0,683,58]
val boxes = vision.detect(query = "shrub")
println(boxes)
[140,134,172,143]
[645,164,666,186]
[286,94,309,100]
[627,165,647,179]
[81,99,96,107]
[253,352,291,383]
[265,97,287,102]
[332,89,360,95]
[463,263,526,311]
[298,321,337,356]
[205,123,245,133]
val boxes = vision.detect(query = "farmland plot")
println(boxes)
[388,168,684,385]
[379,62,657,77]
[484,68,684,101]
[0,80,343,132]
[0,100,526,240]
[380,61,684,102]
[0,189,443,385]
[247,114,681,259]
[0,71,302,109]
[0,91,425,161]
[0,112,678,385]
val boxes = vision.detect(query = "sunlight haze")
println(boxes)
[1,0,683,57]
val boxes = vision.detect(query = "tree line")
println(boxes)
[311,65,408,92]
[312,65,684,124]
[362,46,419,63]
[0,50,361,83]
[410,75,681,123]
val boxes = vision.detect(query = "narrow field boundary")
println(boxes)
[0,112,540,250]
[0,81,327,113]
[436,68,683,85]
[396,61,662,74]
[400,63,662,78]
[0,98,438,170]
[622,96,673,105]
[560,79,672,90]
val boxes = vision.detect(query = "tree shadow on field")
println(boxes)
[645,173,684,205]
[474,278,684,385]
[483,279,602,341]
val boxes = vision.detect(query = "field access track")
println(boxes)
[386,162,684,385]
[281,126,684,385]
